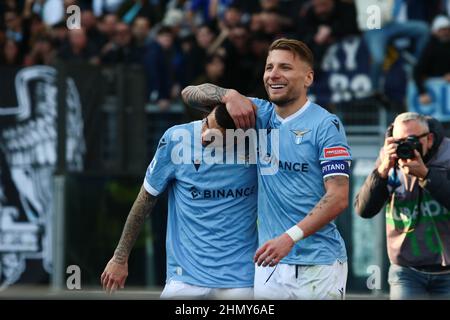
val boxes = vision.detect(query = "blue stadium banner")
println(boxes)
[311,36,407,106]
[407,79,450,122]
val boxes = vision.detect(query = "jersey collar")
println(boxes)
[275,99,311,124]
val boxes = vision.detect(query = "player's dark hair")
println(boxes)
[214,104,236,130]
[269,38,314,68]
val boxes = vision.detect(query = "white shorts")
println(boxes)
[160,279,254,300]
[254,260,348,300]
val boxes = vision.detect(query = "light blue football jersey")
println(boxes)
[251,98,352,265]
[144,121,258,287]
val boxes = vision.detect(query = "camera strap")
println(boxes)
[388,165,420,234]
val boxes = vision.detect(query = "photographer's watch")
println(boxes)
[419,170,430,188]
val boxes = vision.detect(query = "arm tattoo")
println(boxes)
[308,175,348,216]
[308,193,332,216]
[182,83,228,109]
[113,186,157,264]
[324,175,348,186]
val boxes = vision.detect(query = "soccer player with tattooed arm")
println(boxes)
[182,38,352,299]
[101,104,259,299]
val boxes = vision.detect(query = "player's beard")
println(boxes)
[265,83,300,107]
[267,90,297,107]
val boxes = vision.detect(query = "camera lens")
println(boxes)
[396,141,415,159]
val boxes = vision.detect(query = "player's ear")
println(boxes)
[304,67,314,88]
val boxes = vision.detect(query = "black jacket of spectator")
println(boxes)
[297,0,359,45]
[101,42,142,65]
[144,39,176,102]
[58,41,99,63]
[413,35,450,94]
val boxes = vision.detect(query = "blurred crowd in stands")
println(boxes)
[1,0,450,111]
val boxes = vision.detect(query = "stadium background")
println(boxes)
[0,0,449,298]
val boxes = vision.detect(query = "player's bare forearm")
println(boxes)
[182,84,255,128]
[298,175,349,237]
[113,186,157,264]
[181,83,229,110]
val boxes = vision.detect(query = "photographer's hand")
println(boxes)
[378,137,398,178]
[398,150,429,179]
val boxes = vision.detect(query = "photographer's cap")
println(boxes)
[432,15,450,32]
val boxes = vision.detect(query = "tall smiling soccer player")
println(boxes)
[182,38,352,299]
[101,105,258,299]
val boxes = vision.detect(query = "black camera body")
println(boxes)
[386,116,444,163]
[395,136,422,159]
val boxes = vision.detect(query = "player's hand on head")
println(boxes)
[100,257,129,294]
[254,234,294,267]
[223,89,255,129]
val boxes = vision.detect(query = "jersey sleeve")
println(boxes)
[249,97,273,130]
[143,129,176,196]
[317,114,352,179]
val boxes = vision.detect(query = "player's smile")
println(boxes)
[267,83,288,93]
